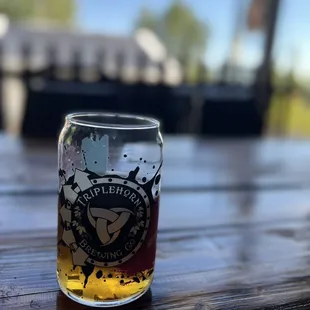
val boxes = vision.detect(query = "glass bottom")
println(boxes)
[58,277,152,308]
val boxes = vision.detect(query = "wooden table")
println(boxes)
[2,134,310,309]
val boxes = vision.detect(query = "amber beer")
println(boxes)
[57,191,160,303]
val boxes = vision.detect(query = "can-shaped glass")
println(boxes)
[57,113,163,307]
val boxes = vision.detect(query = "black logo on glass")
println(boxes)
[59,169,150,267]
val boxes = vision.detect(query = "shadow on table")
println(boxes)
[56,288,153,310]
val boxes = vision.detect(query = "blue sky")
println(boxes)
[76,0,310,79]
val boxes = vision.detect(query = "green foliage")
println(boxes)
[0,0,33,20]
[0,0,75,24]
[268,69,310,136]
[267,92,310,137]
[134,7,158,32]
[135,0,208,82]
[162,1,207,61]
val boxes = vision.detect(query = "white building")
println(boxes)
[0,15,182,134]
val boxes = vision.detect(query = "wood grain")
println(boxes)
[2,135,310,309]
[0,135,310,193]
[1,189,310,232]
[2,189,310,308]
[2,219,310,309]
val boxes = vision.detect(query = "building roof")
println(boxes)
[0,17,182,84]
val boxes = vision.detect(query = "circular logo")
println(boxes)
[60,173,150,267]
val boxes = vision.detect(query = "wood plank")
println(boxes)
[2,190,310,308]
[1,135,310,192]
[1,189,310,233]
[3,290,310,310]
[2,220,310,309]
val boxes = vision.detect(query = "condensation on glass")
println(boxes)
[57,112,163,307]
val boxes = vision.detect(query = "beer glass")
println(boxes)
[57,113,163,307]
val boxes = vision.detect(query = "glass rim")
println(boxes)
[66,112,160,130]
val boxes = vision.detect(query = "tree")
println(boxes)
[135,1,208,83]
[0,0,75,24]
[272,69,299,90]
[134,7,158,32]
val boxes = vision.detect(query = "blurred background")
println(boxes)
[0,0,306,138]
